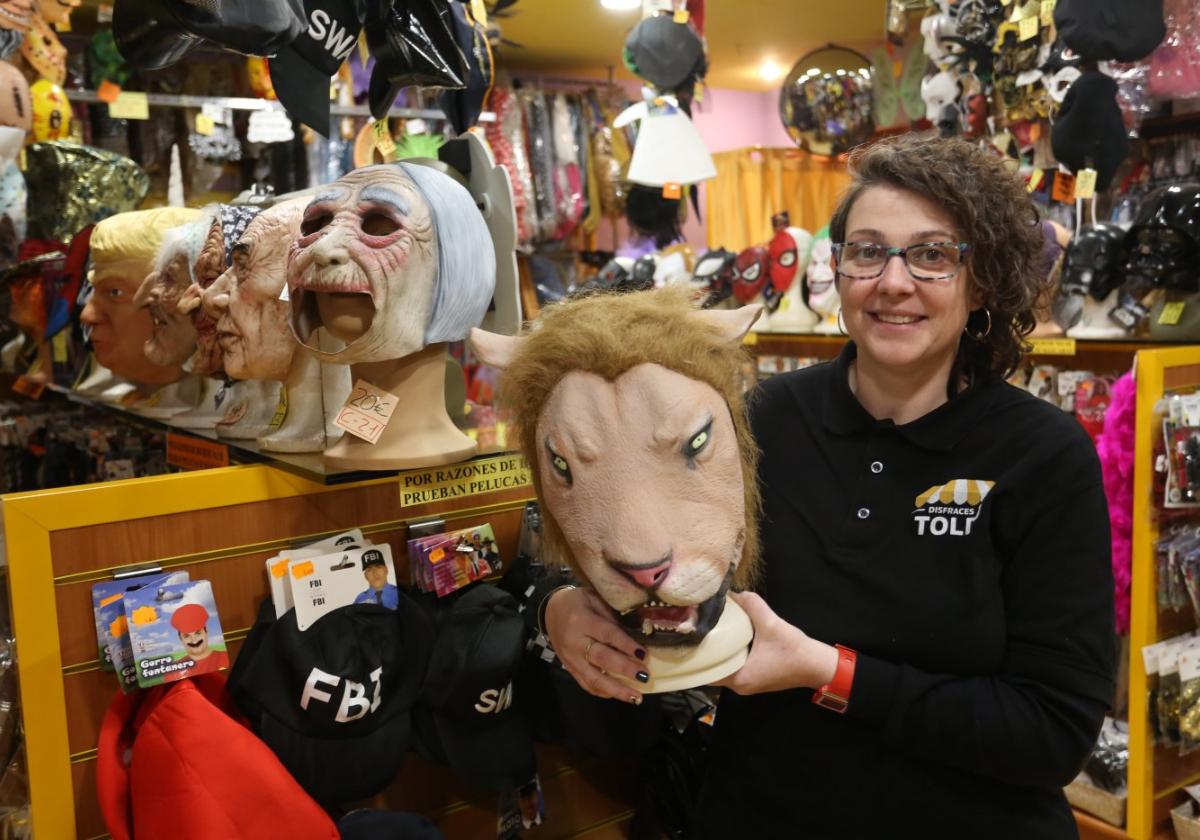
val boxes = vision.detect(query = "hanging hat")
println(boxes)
[1050,71,1129,192]
[113,0,306,71]
[170,603,210,634]
[623,13,705,92]
[269,0,365,135]
[625,101,715,188]
[438,2,493,135]
[1054,0,1166,63]
[367,0,467,121]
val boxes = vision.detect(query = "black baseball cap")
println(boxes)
[412,585,536,795]
[113,0,305,71]
[269,0,365,135]
[227,596,433,806]
[623,13,705,92]
[362,548,386,569]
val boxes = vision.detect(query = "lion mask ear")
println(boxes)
[468,328,525,370]
[690,304,763,343]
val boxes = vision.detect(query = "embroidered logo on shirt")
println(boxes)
[912,479,995,536]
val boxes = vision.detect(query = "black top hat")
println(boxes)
[1050,71,1130,192]
[228,597,432,805]
[412,585,535,794]
[623,13,705,92]
[1054,0,1165,63]
[113,0,306,71]
[269,0,365,135]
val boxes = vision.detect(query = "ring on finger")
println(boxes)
[584,638,598,666]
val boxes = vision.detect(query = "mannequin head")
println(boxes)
[731,246,768,305]
[766,216,812,312]
[132,219,209,367]
[1053,224,1126,330]
[81,207,204,386]
[288,162,495,364]
[806,230,839,317]
[204,198,308,380]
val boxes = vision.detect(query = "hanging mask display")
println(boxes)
[367,0,467,121]
[765,213,802,312]
[35,0,77,27]
[922,12,958,65]
[692,248,736,308]
[0,0,33,33]
[731,246,768,306]
[1123,185,1200,293]
[29,79,69,141]
[21,13,66,85]
[1052,224,1127,334]
[0,60,31,131]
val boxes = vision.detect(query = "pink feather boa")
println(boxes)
[1096,372,1136,635]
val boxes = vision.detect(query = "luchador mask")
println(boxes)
[806,232,839,317]
[1052,224,1127,329]
[21,14,66,85]
[204,199,307,381]
[0,61,30,130]
[29,78,68,141]
[0,0,32,32]
[288,162,495,365]
[35,0,78,27]
[1122,184,1200,292]
[692,248,735,307]
[731,246,768,305]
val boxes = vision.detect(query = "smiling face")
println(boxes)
[837,185,978,376]
[179,627,211,660]
[134,252,198,367]
[204,200,305,380]
[288,165,436,364]
[536,363,746,647]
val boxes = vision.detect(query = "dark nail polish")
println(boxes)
[635,648,647,660]
[636,671,650,683]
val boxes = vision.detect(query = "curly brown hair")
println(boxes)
[828,134,1048,381]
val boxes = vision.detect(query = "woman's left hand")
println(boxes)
[716,591,840,695]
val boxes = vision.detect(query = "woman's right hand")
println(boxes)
[545,586,649,705]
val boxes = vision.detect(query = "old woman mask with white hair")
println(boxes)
[286,162,496,469]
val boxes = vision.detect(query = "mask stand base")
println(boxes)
[323,342,477,471]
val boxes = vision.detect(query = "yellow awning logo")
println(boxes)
[915,479,995,509]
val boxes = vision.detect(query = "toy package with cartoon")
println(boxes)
[124,579,228,688]
[470,287,761,692]
[91,570,189,674]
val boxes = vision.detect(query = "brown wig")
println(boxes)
[828,134,1048,381]
[496,286,761,589]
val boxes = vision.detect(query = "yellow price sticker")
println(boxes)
[1027,168,1045,193]
[373,119,396,158]
[1074,167,1098,199]
[1018,15,1039,41]
[673,8,689,23]
[52,329,68,363]
[271,558,290,579]
[470,0,487,25]
[743,332,758,346]
[195,113,214,136]
[1160,301,1186,326]
[109,91,149,120]
[1028,337,1077,356]
[1040,0,1056,25]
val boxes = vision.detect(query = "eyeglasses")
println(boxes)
[831,241,971,282]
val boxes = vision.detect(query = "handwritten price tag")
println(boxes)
[195,113,214,136]
[1041,0,1056,25]
[109,91,149,120]
[1075,167,1098,199]
[373,120,396,158]
[1019,15,1039,41]
[334,379,399,444]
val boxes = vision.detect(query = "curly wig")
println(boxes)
[829,134,1048,381]
[495,285,761,589]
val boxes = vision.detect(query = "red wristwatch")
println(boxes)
[811,644,857,713]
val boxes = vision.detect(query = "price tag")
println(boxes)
[334,379,399,444]
[1160,301,1186,326]
[662,181,682,199]
[96,3,113,21]
[269,386,288,429]
[12,376,45,399]
[1051,171,1075,203]
[429,546,446,564]
[673,8,689,23]
[109,91,149,120]
[1074,167,1097,199]
[271,558,290,579]
[358,29,370,66]
[195,113,214,136]
[1019,15,1039,41]
[1027,337,1077,356]
[1040,0,1056,25]
[373,119,396,158]
[1027,168,1045,192]
[470,0,487,25]
[97,80,121,103]
[52,330,68,363]
[290,560,316,579]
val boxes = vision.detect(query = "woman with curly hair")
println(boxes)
[544,134,1115,837]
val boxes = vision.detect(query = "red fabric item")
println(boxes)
[96,673,338,840]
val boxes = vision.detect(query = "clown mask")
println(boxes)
[29,78,68,141]
[21,14,66,85]
[806,234,839,317]
[731,246,768,305]
[288,162,495,365]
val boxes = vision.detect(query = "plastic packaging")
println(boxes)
[1149,0,1200,100]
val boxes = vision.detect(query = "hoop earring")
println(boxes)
[837,308,848,336]
[966,308,992,341]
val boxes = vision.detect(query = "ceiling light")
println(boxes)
[600,0,640,9]
[759,60,784,82]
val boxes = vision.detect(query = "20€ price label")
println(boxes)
[334,379,399,444]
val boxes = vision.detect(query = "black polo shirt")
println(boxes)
[696,343,1115,839]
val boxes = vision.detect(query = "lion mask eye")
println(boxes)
[682,417,714,463]
[545,441,573,486]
